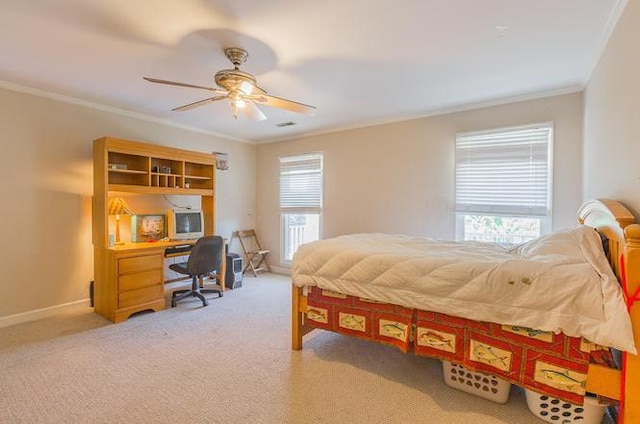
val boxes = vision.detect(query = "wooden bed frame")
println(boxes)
[291,199,640,423]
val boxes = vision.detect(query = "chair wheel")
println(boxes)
[202,300,209,307]
[171,300,177,308]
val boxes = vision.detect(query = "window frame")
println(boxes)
[454,122,553,243]
[278,152,323,265]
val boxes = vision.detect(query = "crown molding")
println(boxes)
[0,80,253,144]
[258,85,583,144]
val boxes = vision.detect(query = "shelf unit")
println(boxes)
[93,136,218,323]
[105,149,214,194]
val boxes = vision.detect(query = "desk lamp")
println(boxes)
[107,197,133,245]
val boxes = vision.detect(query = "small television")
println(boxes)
[167,209,205,240]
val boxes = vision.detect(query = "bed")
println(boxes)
[291,199,640,423]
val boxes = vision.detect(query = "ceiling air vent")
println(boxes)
[275,121,296,128]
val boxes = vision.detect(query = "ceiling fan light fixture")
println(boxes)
[145,46,316,121]
[237,80,254,95]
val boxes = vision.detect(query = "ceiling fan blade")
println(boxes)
[244,101,267,121]
[144,77,227,94]
[251,84,267,95]
[253,94,316,115]
[172,96,227,111]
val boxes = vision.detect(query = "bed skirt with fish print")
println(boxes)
[305,287,615,405]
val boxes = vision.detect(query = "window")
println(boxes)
[279,152,323,264]
[455,122,553,244]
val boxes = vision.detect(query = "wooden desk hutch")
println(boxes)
[92,137,220,323]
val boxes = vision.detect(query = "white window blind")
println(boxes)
[455,123,552,217]
[279,153,323,211]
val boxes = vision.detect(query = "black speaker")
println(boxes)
[225,253,243,289]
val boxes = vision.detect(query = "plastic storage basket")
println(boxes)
[524,389,606,424]
[442,361,511,404]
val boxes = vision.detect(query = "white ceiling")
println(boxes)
[0,0,625,144]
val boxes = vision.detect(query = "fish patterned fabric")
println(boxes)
[306,287,613,405]
[293,226,635,353]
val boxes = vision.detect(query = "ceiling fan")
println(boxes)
[144,47,316,121]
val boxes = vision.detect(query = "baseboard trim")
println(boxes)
[269,266,291,276]
[0,299,92,328]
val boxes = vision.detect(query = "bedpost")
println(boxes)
[292,286,304,350]
[623,224,640,424]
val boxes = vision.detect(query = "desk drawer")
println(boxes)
[119,269,162,292]
[119,254,163,275]
[118,285,164,309]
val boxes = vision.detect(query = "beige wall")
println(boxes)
[256,93,584,268]
[584,1,640,216]
[0,87,255,318]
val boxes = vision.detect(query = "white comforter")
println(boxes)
[292,226,636,353]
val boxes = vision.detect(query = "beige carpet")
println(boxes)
[0,274,609,423]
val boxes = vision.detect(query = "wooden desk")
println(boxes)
[92,137,221,323]
[94,240,225,323]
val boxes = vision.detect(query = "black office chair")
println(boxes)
[169,235,224,307]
